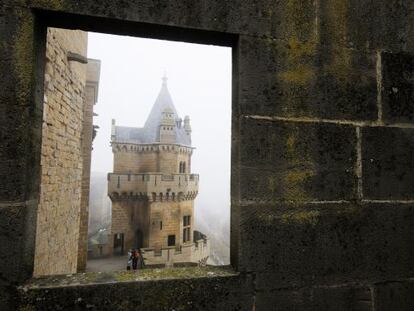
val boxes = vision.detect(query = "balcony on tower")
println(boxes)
[108,173,199,201]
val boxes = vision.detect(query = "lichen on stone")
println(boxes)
[13,9,35,102]
[280,210,320,225]
[23,266,237,289]
[30,0,64,10]
[281,127,315,202]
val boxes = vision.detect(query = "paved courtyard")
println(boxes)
[86,256,128,272]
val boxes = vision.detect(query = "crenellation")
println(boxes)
[112,142,193,154]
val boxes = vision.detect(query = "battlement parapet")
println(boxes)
[108,173,199,201]
[112,142,194,155]
[141,238,209,266]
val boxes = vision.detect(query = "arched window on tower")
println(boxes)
[182,162,186,173]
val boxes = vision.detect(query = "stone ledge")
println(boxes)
[21,266,238,289]
[18,266,251,311]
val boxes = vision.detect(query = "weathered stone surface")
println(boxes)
[18,267,253,311]
[27,1,308,39]
[1,0,414,310]
[318,0,414,52]
[239,203,414,288]
[256,285,372,311]
[238,36,378,120]
[372,1,414,52]
[240,118,357,203]
[78,59,101,272]
[0,285,17,311]
[362,126,414,200]
[33,28,88,277]
[0,7,31,202]
[381,52,414,123]
[374,280,414,311]
[319,0,377,50]
[0,204,26,284]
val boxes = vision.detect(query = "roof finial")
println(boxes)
[162,70,168,86]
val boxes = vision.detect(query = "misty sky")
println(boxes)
[87,32,232,219]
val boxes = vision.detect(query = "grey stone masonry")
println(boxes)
[1,1,414,310]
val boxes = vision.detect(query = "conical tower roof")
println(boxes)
[112,76,191,146]
[144,76,178,131]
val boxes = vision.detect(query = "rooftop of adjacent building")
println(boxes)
[112,75,192,146]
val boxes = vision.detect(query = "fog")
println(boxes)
[87,32,232,263]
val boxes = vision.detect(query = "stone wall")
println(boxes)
[113,144,192,174]
[142,237,209,265]
[1,1,414,310]
[110,199,193,256]
[113,148,158,173]
[33,28,87,277]
[111,200,149,253]
[149,200,193,249]
[77,59,101,272]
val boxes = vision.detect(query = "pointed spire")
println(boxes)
[144,73,177,130]
[162,71,168,87]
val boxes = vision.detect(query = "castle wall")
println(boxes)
[111,200,150,252]
[158,148,191,173]
[108,173,199,197]
[111,199,193,257]
[33,28,88,276]
[142,238,209,265]
[111,201,134,252]
[77,59,100,272]
[177,151,191,173]
[159,126,176,144]
[3,1,414,310]
[113,146,192,174]
[149,200,193,250]
[113,149,158,173]
[131,200,151,248]
[158,149,178,173]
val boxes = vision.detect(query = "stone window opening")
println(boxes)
[5,3,414,311]
[168,235,176,247]
[30,12,234,282]
[183,215,191,243]
[179,161,187,173]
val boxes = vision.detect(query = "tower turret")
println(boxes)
[184,115,191,144]
[111,119,116,141]
[108,75,208,266]
[159,107,176,143]
[176,117,182,129]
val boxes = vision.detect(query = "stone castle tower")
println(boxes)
[108,76,209,265]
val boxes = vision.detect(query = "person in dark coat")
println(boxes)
[131,249,138,270]
[136,249,145,270]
